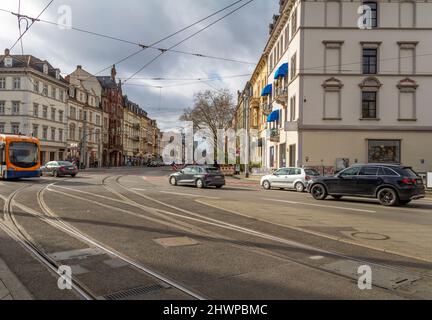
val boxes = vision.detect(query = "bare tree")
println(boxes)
[180,89,235,161]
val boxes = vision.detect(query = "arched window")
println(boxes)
[322,78,344,120]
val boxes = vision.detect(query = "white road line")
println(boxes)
[266,199,377,213]
[132,188,147,192]
[158,191,220,200]
[310,256,325,260]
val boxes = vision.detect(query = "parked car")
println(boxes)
[169,165,225,189]
[41,161,78,178]
[307,164,426,206]
[261,167,321,192]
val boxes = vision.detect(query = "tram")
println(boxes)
[0,134,41,179]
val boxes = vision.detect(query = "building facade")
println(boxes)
[0,49,68,164]
[97,66,124,167]
[258,0,432,174]
[66,66,104,167]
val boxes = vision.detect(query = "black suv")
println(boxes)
[308,164,425,206]
[169,165,225,189]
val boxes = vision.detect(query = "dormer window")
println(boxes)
[4,57,12,67]
[55,69,60,80]
[43,64,49,74]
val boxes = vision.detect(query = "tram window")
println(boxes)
[0,144,4,165]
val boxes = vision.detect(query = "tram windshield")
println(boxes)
[8,142,39,168]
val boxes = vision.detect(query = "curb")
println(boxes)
[0,258,33,300]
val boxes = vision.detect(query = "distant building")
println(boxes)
[0,48,68,164]
[66,66,104,167]
[97,66,124,167]
[123,96,147,165]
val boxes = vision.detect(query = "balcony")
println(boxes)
[133,123,141,130]
[261,103,273,116]
[269,128,280,143]
[250,96,260,108]
[274,86,288,106]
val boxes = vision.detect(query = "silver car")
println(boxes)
[260,167,321,192]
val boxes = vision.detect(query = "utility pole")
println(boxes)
[244,82,252,179]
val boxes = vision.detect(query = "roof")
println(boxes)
[0,52,67,84]
[96,76,119,89]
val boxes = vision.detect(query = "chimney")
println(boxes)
[4,48,10,56]
[77,65,82,69]
[111,65,117,81]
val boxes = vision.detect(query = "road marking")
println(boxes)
[265,199,377,213]
[132,188,147,192]
[310,256,325,260]
[158,191,220,200]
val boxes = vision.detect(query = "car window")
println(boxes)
[304,169,320,176]
[58,161,73,166]
[379,167,399,176]
[400,167,419,178]
[359,167,379,176]
[191,167,202,174]
[183,167,193,174]
[339,167,360,177]
[291,168,301,175]
[275,169,287,175]
[206,167,221,174]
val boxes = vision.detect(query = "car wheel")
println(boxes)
[311,184,328,200]
[295,182,305,193]
[262,180,271,190]
[332,195,343,200]
[71,174,76,178]
[216,185,223,189]
[196,179,205,189]
[170,177,178,186]
[378,188,399,206]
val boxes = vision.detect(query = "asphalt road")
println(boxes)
[0,167,431,300]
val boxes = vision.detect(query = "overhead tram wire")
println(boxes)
[9,0,55,52]
[123,0,257,84]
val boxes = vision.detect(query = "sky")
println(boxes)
[0,0,278,130]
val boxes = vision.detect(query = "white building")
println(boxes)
[67,66,104,167]
[263,0,432,174]
[0,49,68,163]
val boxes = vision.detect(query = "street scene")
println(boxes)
[0,0,432,308]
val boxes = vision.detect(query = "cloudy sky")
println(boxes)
[0,0,278,130]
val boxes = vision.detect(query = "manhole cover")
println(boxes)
[352,232,390,241]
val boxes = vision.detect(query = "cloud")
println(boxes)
[0,0,278,130]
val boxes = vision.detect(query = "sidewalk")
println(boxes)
[0,258,32,300]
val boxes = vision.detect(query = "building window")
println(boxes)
[79,127,83,140]
[43,84,48,96]
[12,124,20,135]
[399,0,415,28]
[51,128,56,141]
[33,80,39,92]
[70,106,76,119]
[398,78,418,121]
[0,101,4,115]
[51,108,56,121]
[4,57,12,67]
[96,130,101,143]
[284,26,289,50]
[290,96,296,122]
[291,7,297,37]
[12,101,20,115]
[32,124,39,138]
[323,41,344,73]
[43,106,48,118]
[322,78,343,120]
[398,42,418,75]
[325,0,342,27]
[96,115,101,126]
[0,124,4,133]
[0,77,6,89]
[59,111,64,123]
[69,124,76,140]
[33,103,39,117]
[290,53,297,79]
[59,90,64,102]
[42,127,48,140]
[368,140,401,164]
[362,91,377,119]
[363,48,377,74]
[51,87,56,99]
[363,1,378,28]
[13,77,21,90]
[59,129,63,142]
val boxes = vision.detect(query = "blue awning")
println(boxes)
[274,63,288,79]
[261,84,272,97]
[267,110,280,123]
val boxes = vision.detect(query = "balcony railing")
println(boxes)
[261,103,273,116]
[274,86,288,105]
[269,128,280,142]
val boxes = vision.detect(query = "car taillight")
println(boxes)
[59,167,66,172]
[400,178,416,185]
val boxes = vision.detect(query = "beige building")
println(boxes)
[261,0,432,174]
[67,66,104,167]
[123,96,147,165]
[0,49,68,163]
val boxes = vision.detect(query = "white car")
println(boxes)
[260,167,321,192]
